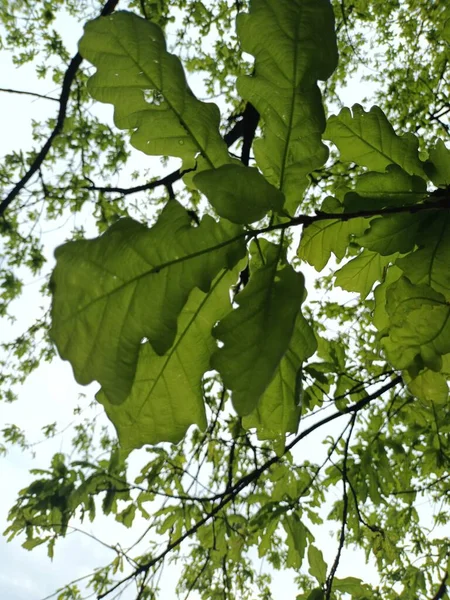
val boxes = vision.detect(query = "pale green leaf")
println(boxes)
[115,504,136,528]
[98,268,240,453]
[325,104,426,177]
[258,518,279,558]
[79,12,230,173]
[333,576,372,597]
[236,0,338,214]
[283,514,308,569]
[335,249,394,299]
[298,197,367,271]
[372,265,403,331]
[212,240,305,416]
[406,370,449,405]
[194,164,285,224]
[22,537,47,551]
[51,201,244,405]
[308,544,327,584]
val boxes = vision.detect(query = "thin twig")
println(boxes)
[97,375,402,599]
[325,413,356,599]
[183,552,211,600]
[0,0,120,218]
[84,107,259,198]
[0,87,59,102]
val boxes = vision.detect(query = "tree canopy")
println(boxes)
[1,0,450,599]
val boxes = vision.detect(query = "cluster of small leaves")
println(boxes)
[330,0,450,137]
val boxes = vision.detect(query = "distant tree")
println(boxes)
[1,1,450,598]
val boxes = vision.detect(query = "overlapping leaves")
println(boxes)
[6,1,450,599]
[50,201,245,407]
[52,1,450,454]
[305,102,450,406]
[212,240,307,416]
[236,0,338,214]
[98,267,241,453]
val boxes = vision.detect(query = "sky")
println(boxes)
[0,4,411,600]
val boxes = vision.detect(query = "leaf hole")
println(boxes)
[143,89,164,106]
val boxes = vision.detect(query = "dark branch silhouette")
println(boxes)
[0,0,120,218]
[85,102,260,197]
[0,87,59,102]
[431,571,448,600]
[325,414,356,600]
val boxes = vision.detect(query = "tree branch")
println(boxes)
[84,168,185,197]
[84,103,260,198]
[110,198,449,286]
[0,87,59,102]
[291,191,450,227]
[97,375,402,599]
[0,0,120,218]
[325,414,356,599]
[431,571,448,600]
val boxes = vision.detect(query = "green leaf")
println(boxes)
[212,240,305,416]
[443,17,450,43]
[372,265,403,331]
[242,311,317,442]
[357,212,423,255]
[22,537,48,551]
[298,196,367,271]
[396,212,450,300]
[325,104,426,177]
[406,369,449,405]
[236,0,338,214]
[383,277,450,371]
[425,139,450,187]
[79,12,230,173]
[343,164,427,212]
[115,504,136,528]
[97,267,240,453]
[333,576,372,597]
[305,591,325,600]
[258,517,279,558]
[335,249,394,299]
[283,513,308,569]
[51,201,244,405]
[194,164,285,224]
[308,544,327,584]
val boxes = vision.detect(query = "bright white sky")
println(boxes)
[0,6,412,600]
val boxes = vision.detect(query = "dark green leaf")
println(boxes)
[194,164,285,224]
[212,239,305,415]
